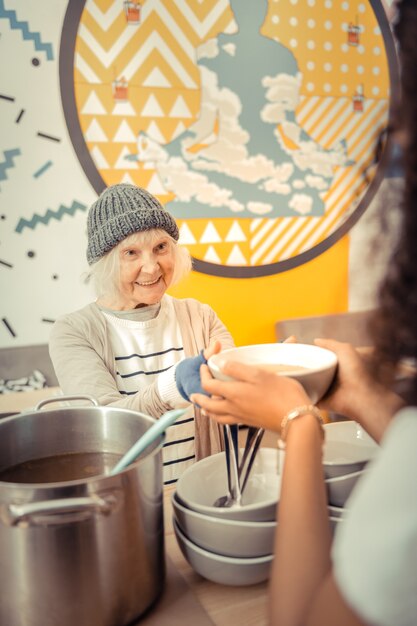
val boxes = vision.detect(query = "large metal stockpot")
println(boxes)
[0,397,165,626]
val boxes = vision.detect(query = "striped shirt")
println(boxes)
[101,296,195,484]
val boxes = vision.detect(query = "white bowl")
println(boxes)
[172,493,276,558]
[323,421,379,479]
[325,469,365,507]
[175,448,280,522]
[173,519,273,586]
[208,343,338,403]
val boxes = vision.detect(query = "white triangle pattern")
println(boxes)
[226,245,247,265]
[113,120,137,142]
[171,121,187,141]
[141,94,164,117]
[143,67,172,88]
[204,245,221,263]
[225,221,246,242]
[179,223,197,245]
[91,146,110,168]
[82,91,107,115]
[121,172,136,184]
[85,119,108,142]
[115,146,138,169]
[112,101,136,116]
[169,95,192,118]
[200,222,221,244]
[146,121,166,143]
[147,172,168,195]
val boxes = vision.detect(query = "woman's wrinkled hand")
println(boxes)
[191,360,310,432]
[203,340,221,361]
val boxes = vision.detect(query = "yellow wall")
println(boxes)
[170,234,349,346]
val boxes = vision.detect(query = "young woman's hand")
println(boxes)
[191,360,311,431]
[315,338,404,442]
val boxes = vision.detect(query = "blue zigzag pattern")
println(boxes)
[0,148,21,182]
[15,201,87,233]
[0,0,54,60]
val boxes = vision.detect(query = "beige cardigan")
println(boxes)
[49,296,235,460]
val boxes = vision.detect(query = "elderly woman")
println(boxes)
[49,183,234,484]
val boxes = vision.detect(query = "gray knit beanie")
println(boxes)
[86,184,179,265]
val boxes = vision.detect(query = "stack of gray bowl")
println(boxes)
[323,421,380,533]
[173,447,280,586]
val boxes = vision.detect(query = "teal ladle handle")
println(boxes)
[110,408,188,475]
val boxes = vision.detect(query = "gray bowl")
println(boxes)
[325,469,365,507]
[323,421,379,479]
[173,519,273,586]
[172,492,276,558]
[175,448,280,522]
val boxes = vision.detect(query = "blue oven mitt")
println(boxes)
[175,351,208,402]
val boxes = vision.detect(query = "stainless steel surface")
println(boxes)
[239,428,265,494]
[213,425,242,508]
[35,394,99,410]
[0,400,165,626]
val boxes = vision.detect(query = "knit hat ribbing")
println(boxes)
[86,184,179,265]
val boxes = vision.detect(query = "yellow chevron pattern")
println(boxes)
[74,0,391,269]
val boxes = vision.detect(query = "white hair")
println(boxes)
[86,229,192,299]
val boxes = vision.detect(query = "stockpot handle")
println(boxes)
[5,494,117,527]
[35,395,99,410]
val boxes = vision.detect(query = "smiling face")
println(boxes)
[103,230,176,309]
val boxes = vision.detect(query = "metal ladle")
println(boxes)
[213,424,241,507]
[110,408,187,475]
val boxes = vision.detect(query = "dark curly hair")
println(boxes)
[372,0,417,398]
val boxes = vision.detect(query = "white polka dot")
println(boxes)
[374,26,381,35]
[342,1,349,9]
[272,15,280,24]
[372,86,380,96]
[324,62,332,72]
[274,36,280,42]
[307,40,316,50]
[307,0,315,6]
[358,45,365,54]
[357,65,364,74]
[340,84,348,94]
[307,61,315,70]
[325,20,333,30]
[341,43,349,53]
[341,64,348,73]
[307,82,315,92]
[290,39,298,48]
[341,22,348,32]
[290,0,298,4]
[373,46,381,55]
[324,42,333,51]
[325,0,332,7]
[324,83,332,93]
[290,17,298,26]
[308,19,315,28]
[358,3,366,12]
[373,66,380,76]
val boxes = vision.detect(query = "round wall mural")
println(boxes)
[60,0,398,277]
